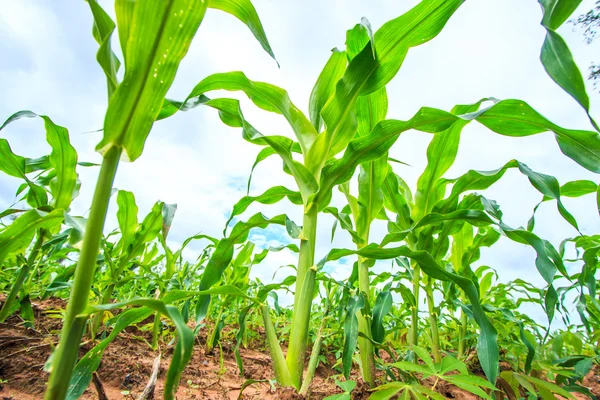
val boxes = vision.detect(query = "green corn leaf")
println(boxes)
[43,116,78,211]
[309,49,347,132]
[529,180,598,230]
[225,186,302,233]
[539,0,582,30]
[0,210,64,265]
[320,245,499,383]
[478,197,564,323]
[0,111,78,211]
[24,156,52,173]
[395,283,416,308]
[24,182,48,209]
[180,72,318,155]
[88,299,194,399]
[67,307,153,400]
[207,0,277,64]
[244,145,301,194]
[0,110,38,131]
[115,190,138,249]
[412,100,487,221]
[383,209,495,247]
[120,201,163,265]
[382,169,413,230]
[343,293,365,378]
[450,223,473,273]
[540,30,595,128]
[371,290,392,344]
[353,60,389,237]
[161,286,260,304]
[0,138,26,178]
[559,180,598,197]
[172,233,219,264]
[87,0,120,96]
[257,275,296,302]
[323,206,363,244]
[19,295,34,329]
[234,304,254,375]
[356,86,388,139]
[537,0,597,131]
[313,107,458,207]
[161,96,318,200]
[464,100,600,172]
[247,147,278,193]
[597,184,600,217]
[285,216,302,239]
[157,94,210,120]
[516,163,579,231]
[196,213,287,323]
[0,209,27,220]
[64,214,86,246]
[97,0,208,161]
[527,180,598,232]
[306,0,465,170]
[346,18,375,61]
[204,98,318,200]
[114,0,134,63]
[430,195,564,286]
[498,308,536,374]
[441,160,587,235]
[355,156,388,238]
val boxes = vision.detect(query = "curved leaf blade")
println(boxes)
[207,0,277,64]
[98,0,208,161]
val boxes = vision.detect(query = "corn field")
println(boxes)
[0,0,599,399]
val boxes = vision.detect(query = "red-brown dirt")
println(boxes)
[0,298,344,399]
[0,298,598,399]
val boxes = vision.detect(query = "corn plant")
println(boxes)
[155,0,600,392]
[89,191,171,339]
[0,114,79,323]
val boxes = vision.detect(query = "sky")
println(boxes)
[0,0,599,329]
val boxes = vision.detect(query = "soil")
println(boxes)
[0,298,345,400]
[0,298,598,400]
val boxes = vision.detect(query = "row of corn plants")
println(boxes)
[0,0,598,399]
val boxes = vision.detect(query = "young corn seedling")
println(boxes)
[447,221,502,357]
[0,114,79,323]
[90,191,171,339]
